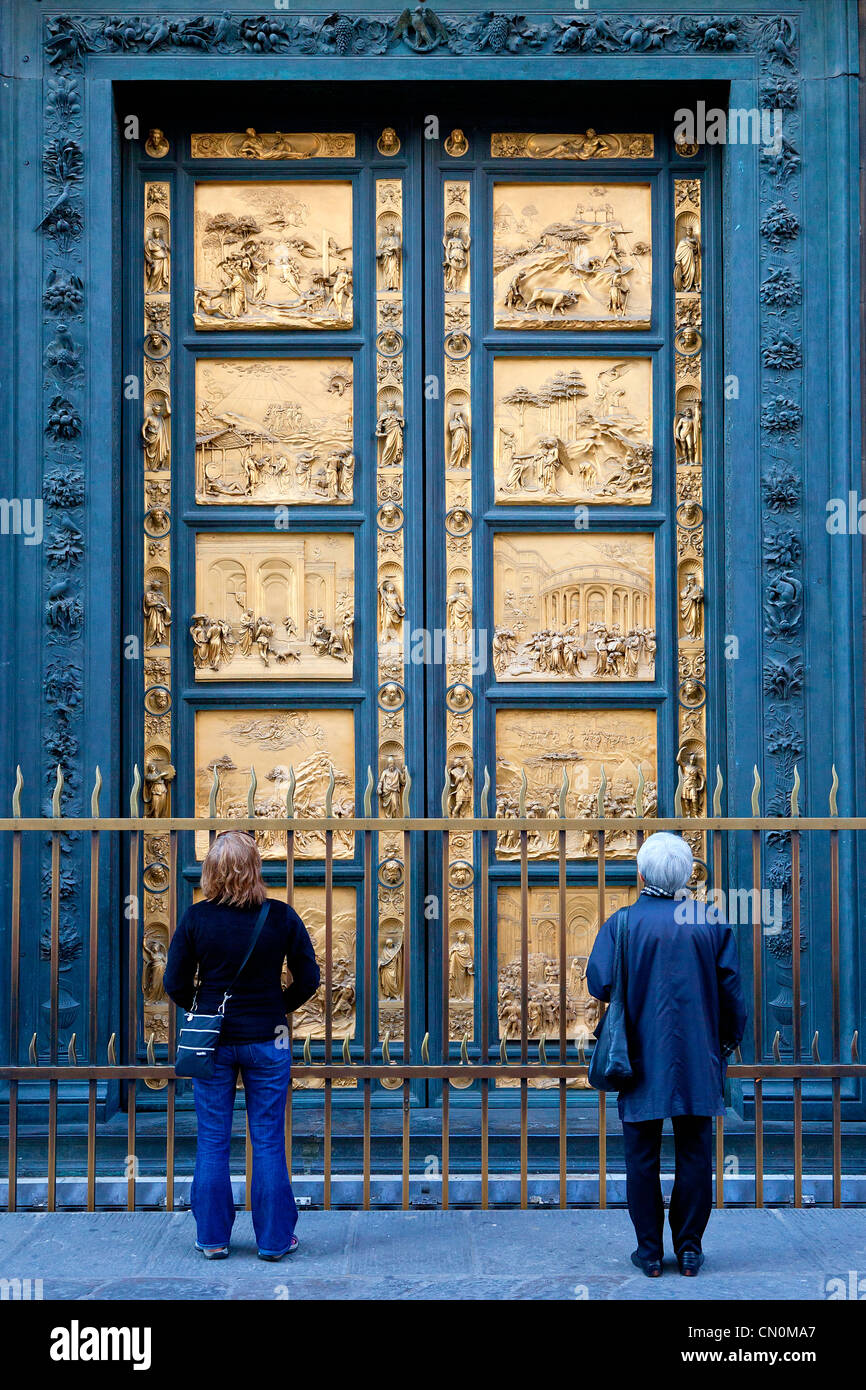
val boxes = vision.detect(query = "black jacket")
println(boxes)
[164,898,320,1044]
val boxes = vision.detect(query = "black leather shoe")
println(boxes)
[678,1250,705,1277]
[631,1250,662,1278]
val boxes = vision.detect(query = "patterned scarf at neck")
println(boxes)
[640,883,675,898]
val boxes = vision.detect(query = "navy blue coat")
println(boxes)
[586,894,747,1122]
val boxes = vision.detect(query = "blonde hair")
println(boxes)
[200,831,267,908]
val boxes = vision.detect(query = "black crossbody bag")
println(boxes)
[175,901,270,1080]
[587,905,634,1092]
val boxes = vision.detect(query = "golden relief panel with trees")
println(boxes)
[495,707,657,861]
[493,356,653,505]
[194,708,355,861]
[493,181,651,329]
[195,358,354,505]
[193,532,354,681]
[493,532,655,682]
[193,180,353,329]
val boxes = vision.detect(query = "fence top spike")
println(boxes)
[673,762,684,818]
[421,1032,430,1063]
[90,766,102,818]
[499,1035,507,1064]
[597,764,607,817]
[441,767,450,818]
[635,764,644,818]
[712,765,723,817]
[460,1035,470,1064]
[381,1032,391,1063]
[52,764,64,817]
[810,1030,820,1063]
[577,1037,586,1065]
[29,1033,38,1065]
[852,1030,860,1064]
[342,1037,352,1064]
[286,766,295,818]
[559,766,570,817]
[480,765,490,817]
[246,764,257,818]
[829,763,839,817]
[129,765,141,818]
[363,765,374,816]
[518,767,528,818]
[67,1033,77,1065]
[146,1033,156,1065]
[751,765,761,816]
[324,765,335,817]
[303,1035,311,1064]
[401,766,412,817]
[107,1033,117,1065]
[538,1034,547,1064]
[208,763,220,818]
[12,765,23,818]
[790,763,801,818]
[772,1030,782,1063]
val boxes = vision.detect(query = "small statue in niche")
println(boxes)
[142,578,171,647]
[142,759,176,819]
[448,930,474,1000]
[674,403,701,464]
[376,408,405,467]
[378,934,403,998]
[142,936,168,1001]
[673,223,701,292]
[144,224,170,293]
[377,755,408,817]
[447,406,471,469]
[679,572,704,640]
[141,394,171,470]
[377,229,402,291]
[446,756,472,817]
[443,226,470,291]
[677,748,706,818]
[377,577,406,641]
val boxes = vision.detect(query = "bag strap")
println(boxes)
[612,905,630,992]
[226,899,271,993]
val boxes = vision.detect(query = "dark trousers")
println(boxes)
[621,1115,714,1262]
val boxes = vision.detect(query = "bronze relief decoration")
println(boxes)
[493,532,655,681]
[193,708,355,861]
[495,708,657,861]
[195,358,354,504]
[193,532,354,680]
[193,180,353,329]
[491,132,654,160]
[492,181,651,329]
[141,181,174,1051]
[191,131,356,159]
[493,355,653,504]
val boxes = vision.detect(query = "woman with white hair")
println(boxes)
[586,831,746,1279]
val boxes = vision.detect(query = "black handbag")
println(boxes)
[175,900,270,1080]
[587,905,633,1092]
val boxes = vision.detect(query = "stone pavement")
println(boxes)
[1,1207,865,1300]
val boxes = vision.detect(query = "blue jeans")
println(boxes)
[191,1040,298,1255]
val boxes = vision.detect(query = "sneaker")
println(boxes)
[195,1241,229,1260]
[258,1235,300,1261]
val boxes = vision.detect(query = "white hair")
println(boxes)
[636,832,693,895]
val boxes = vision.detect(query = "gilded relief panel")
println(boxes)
[194,708,355,861]
[495,707,657,860]
[191,132,355,159]
[493,532,655,681]
[491,133,654,160]
[493,356,653,504]
[492,182,652,329]
[193,180,353,329]
[193,532,354,680]
[195,358,354,504]
[497,885,637,1042]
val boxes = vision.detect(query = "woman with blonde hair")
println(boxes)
[165,831,319,1261]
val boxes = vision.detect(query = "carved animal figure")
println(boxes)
[525,287,580,317]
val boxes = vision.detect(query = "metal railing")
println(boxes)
[1,763,864,1213]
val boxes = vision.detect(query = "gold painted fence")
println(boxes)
[2,764,864,1213]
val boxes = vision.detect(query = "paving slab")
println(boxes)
[0,1209,863,1300]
